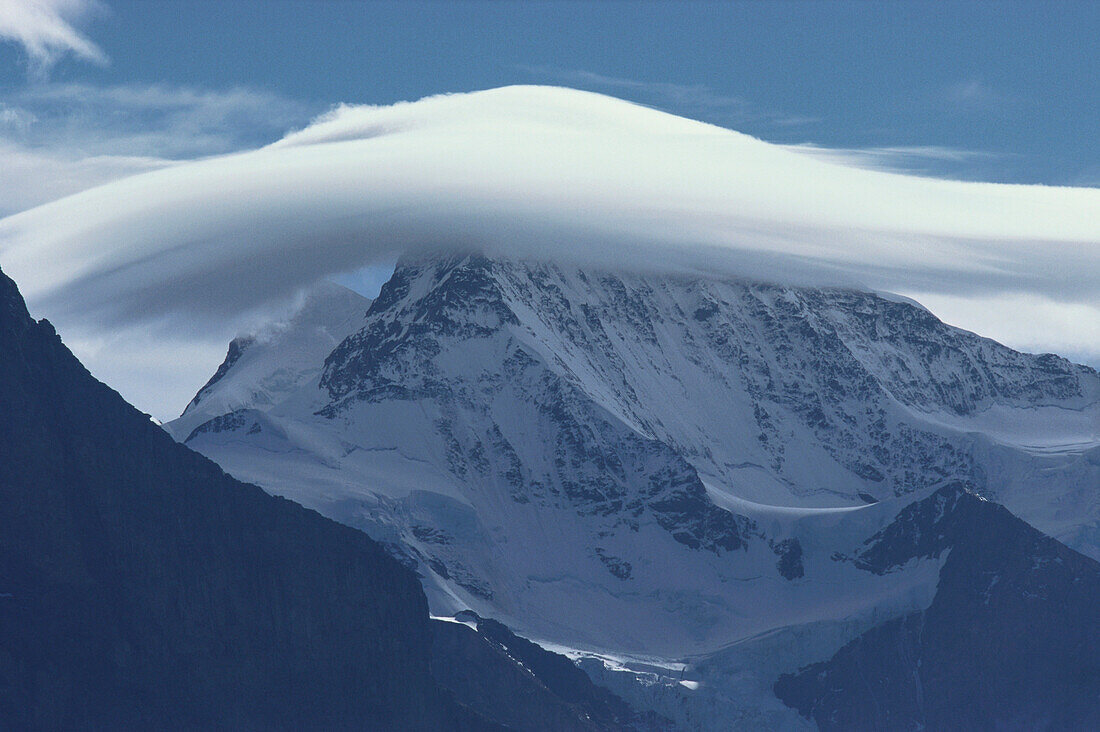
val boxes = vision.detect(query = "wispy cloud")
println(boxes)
[6,82,315,158]
[0,0,107,77]
[944,78,1020,113]
[782,143,1007,178]
[0,141,170,218]
[519,65,818,129]
[0,82,318,216]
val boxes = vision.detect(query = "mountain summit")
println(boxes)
[174,280,371,438]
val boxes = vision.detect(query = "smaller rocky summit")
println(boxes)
[775,483,1100,731]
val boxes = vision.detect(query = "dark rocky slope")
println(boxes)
[0,265,488,730]
[432,612,670,731]
[775,483,1100,730]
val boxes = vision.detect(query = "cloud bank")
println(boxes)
[1,86,1097,415]
[0,0,106,76]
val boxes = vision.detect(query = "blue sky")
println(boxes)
[0,1,1097,417]
[2,1,1098,185]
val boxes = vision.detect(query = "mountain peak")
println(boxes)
[0,265,33,338]
[170,280,371,439]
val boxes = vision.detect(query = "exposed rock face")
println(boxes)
[773,538,805,580]
[0,266,480,729]
[321,256,1096,505]
[775,484,1100,730]
[318,256,756,555]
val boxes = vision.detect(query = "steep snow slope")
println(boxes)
[168,255,1100,660]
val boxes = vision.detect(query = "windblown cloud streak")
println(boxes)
[1,86,1097,414]
[781,143,1008,179]
[0,0,106,76]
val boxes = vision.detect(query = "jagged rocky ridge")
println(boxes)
[0,264,659,730]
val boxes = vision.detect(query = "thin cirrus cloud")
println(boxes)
[0,85,1097,417]
[0,82,316,217]
[520,65,821,129]
[5,82,315,157]
[0,0,107,76]
[780,143,1009,179]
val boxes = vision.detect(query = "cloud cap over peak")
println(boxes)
[4,85,1097,311]
[0,86,1098,414]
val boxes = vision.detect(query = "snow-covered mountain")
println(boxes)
[166,254,1100,722]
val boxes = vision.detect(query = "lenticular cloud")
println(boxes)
[1,85,1097,330]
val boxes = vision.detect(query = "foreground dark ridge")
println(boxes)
[0,264,666,730]
[0,266,484,728]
